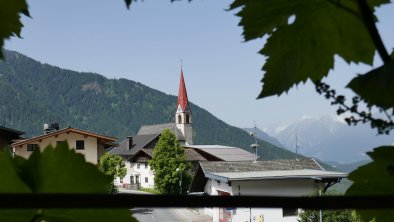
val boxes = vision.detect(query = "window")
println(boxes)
[186,114,190,123]
[145,177,148,183]
[137,163,140,169]
[177,114,182,123]
[136,176,140,184]
[27,144,38,151]
[76,140,85,150]
[283,208,298,217]
[145,163,148,169]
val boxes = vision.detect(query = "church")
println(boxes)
[109,68,255,189]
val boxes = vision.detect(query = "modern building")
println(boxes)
[12,125,117,164]
[190,158,347,222]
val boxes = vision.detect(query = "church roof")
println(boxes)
[137,123,182,137]
[176,69,191,113]
[184,145,256,161]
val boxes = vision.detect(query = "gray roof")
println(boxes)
[200,159,347,181]
[109,133,159,156]
[208,170,347,181]
[184,145,255,161]
[137,123,182,136]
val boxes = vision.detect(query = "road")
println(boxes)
[120,189,211,222]
[120,189,183,222]
[131,208,184,222]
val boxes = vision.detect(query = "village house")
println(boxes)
[189,158,347,222]
[12,124,117,164]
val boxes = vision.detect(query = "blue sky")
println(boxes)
[5,0,394,129]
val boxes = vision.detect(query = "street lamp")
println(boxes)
[176,168,183,194]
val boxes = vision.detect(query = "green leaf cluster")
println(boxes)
[230,0,389,99]
[98,153,127,193]
[0,143,136,222]
[149,129,192,194]
[298,209,361,222]
[346,146,394,222]
[0,0,29,59]
[99,152,127,179]
[299,191,362,222]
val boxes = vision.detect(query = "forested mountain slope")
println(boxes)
[0,50,296,160]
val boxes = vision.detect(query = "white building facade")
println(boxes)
[190,159,347,222]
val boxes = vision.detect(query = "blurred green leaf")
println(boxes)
[346,146,394,221]
[19,143,112,193]
[0,151,35,222]
[347,61,394,109]
[0,151,30,192]
[0,144,137,222]
[230,0,388,98]
[0,0,29,59]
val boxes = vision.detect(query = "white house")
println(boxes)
[189,158,347,222]
[109,132,208,189]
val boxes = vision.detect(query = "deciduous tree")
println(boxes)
[149,129,191,194]
[98,153,127,193]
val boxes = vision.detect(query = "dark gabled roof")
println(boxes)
[135,148,207,162]
[109,134,159,156]
[137,123,182,136]
[184,148,207,161]
[200,158,324,173]
[0,126,25,136]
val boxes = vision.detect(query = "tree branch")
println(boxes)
[357,0,391,64]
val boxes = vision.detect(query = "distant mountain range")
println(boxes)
[258,116,394,163]
[0,49,296,160]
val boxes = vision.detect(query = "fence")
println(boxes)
[1,194,394,209]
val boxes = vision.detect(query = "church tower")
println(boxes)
[175,68,193,145]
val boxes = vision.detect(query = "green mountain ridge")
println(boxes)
[0,49,296,160]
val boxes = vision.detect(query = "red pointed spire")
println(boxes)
[176,68,191,113]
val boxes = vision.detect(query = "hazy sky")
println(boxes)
[5,0,394,129]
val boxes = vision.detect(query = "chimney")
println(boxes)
[43,123,60,134]
[127,136,133,150]
[43,124,49,134]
